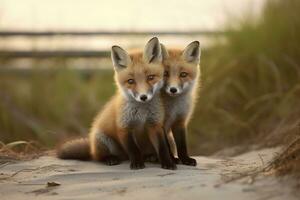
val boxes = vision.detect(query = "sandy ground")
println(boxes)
[0,148,297,200]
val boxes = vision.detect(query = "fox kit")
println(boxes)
[58,37,176,170]
[160,41,201,166]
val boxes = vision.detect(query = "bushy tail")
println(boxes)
[57,138,91,160]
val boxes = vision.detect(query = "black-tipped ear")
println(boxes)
[111,46,132,70]
[182,41,201,64]
[160,43,169,60]
[143,37,162,63]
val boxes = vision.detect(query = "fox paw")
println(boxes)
[104,156,121,166]
[161,159,177,170]
[181,157,197,166]
[130,159,145,169]
[172,157,180,164]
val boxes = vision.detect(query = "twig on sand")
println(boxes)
[258,154,265,167]
[0,164,68,181]
[0,162,13,169]
[17,181,61,187]
[215,167,262,188]
[47,182,61,187]
[0,167,42,181]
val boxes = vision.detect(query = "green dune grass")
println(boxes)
[0,0,299,156]
[188,0,300,154]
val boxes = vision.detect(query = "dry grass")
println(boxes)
[271,136,300,179]
[0,140,47,160]
[0,66,114,147]
[188,0,300,154]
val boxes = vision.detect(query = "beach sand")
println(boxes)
[0,148,297,200]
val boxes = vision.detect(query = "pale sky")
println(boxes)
[0,0,266,31]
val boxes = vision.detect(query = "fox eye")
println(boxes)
[127,79,135,84]
[164,71,169,77]
[180,72,188,78]
[147,75,155,81]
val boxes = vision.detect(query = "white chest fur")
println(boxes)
[120,94,162,129]
[163,92,191,131]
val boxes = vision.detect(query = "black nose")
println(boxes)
[170,87,177,94]
[140,95,148,101]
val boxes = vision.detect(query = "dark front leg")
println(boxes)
[171,122,197,166]
[147,124,176,170]
[120,129,145,169]
[103,155,121,166]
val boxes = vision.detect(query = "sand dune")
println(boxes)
[0,148,297,200]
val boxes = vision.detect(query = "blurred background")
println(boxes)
[0,0,299,157]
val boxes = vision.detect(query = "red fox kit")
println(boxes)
[160,41,201,166]
[58,37,176,170]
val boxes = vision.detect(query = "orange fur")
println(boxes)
[90,51,164,161]
[163,48,200,123]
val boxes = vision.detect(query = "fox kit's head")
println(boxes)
[111,37,164,103]
[161,41,201,96]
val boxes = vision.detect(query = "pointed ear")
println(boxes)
[111,45,132,70]
[143,37,162,63]
[160,43,169,60]
[182,41,201,64]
